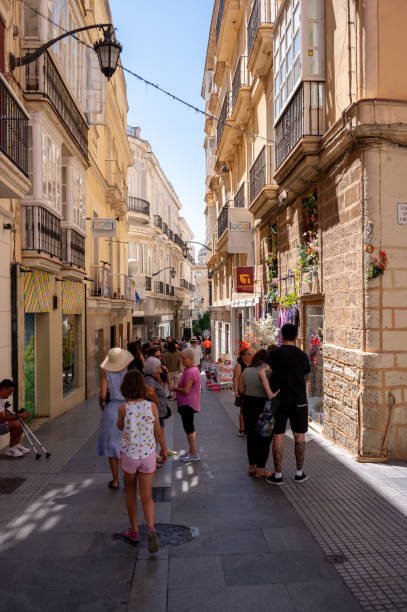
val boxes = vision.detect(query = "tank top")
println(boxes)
[242,365,270,398]
[120,400,155,459]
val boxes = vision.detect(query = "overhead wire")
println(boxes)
[19,0,274,145]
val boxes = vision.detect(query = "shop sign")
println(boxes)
[397,202,407,224]
[91,218,117,237]
[228,208,252,253]
[236,266,254,293]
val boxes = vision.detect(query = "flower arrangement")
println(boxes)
[297,193,319,279]
[367,250,389,280]
[266,223,279,302]
[241,316,279,351]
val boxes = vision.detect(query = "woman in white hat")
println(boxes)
[97,347,134,489]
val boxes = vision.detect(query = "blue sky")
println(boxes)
[110,1,213,245]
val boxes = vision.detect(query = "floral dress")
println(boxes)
[120,400,156,460]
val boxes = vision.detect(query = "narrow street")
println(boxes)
[0,381,406,612]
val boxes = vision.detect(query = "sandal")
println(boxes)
[124,528,139,543]
[255,470,274,479]
[248,467,256,476]
[108,480,119,489]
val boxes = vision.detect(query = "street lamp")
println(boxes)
[152,267,176,279]
[190,297,204,305]
[182,241,212,259]
[10,24,122,80]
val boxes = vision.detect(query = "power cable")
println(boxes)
[19,0,274,145]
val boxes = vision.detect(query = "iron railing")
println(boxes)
[24,50,88,158]
[249,145,273,203]
[216,0,225,41]
[217,205,229,239]
[168,228,174,242]
[275,82,324,168]
[170,286,175,296]
[217,91,232,147]
[232,56,249,109]
[165,283,170,295]
[180,279,188,289]
[188,283,195,292]
[22,205,61,259]
[174,234,184,248]
[61,227,85,269]
[0,76,28,176]
[145,276,152,291]
[234,183,245,208]
[91,266,112,298]
[128,196,150,216]
[247,0,276,57]
[154,214,163,230]
[162,222,169,236]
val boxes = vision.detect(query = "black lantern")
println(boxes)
[182,245,190,259]
[170,268,176,280]
[94,26,122,80]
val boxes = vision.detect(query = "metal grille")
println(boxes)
[250,147,266,203]
[162,222,169,236]
[0,77,28,176]
[23,205,61,259]
[128,196,150,215]
[145,276,152,291]
[216,0,225,42]
[234,183,245,208]
[217,205,229,239]
[154,214,162,229]
[180,279,188,289]
[70,230,85,269]
[232,56,249,109]
[217,92,232,147]
[248,0,276,57]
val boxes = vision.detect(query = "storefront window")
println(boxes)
[305,303,323,424]
[24,314,36,418]
[63,314,77,394]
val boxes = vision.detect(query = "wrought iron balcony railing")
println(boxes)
[22,205,61,259]
[61,227,85,269]
[232,56,249,109]
[128,196,150,216]
[145,276,152,291]
[249,145,273,203]
[174,234,184,248]
[180,278,188,289]
[24,50,88,158]
[247,0,276,57]
[154,214,163,230]
[275,82,324,169]
[217,205,229,239]
[0,75,28,176]
[162,222,169,236]
[234,183,245,208]
[168,228,174,242]
[91,266,112,298]
[217,91,232,147]
[216,0,225,42]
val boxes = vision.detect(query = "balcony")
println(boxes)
[249,145,278,218]
[0,75,30,199]
[24,50,88,159]
[274,82,324,187]
[180,279,188,290]
[154,214,163,231]
[217,91,239,161]
[165,283,170,295]
[91,266,112,298]
[215,0,244,62]
[145,276,152,291]
[217,91,232,148]
[112,274,134,301]
[106,160,127,216]
[61,228,85,270]
[162,222,169,237]
[128,196,150,224]
[174,234,184,249]
[231,56,251,126]
[22,205,62,271]
[247,0,276,79]
[168,228,174,242]
[234,182,246,208]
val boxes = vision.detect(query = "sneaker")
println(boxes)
[180,452,200,462]
[166,448,177,456]
[295,473,308,483]
[147,529,159,554]
[16,444,30,454]
[6,447,24,458]
[124,528,139,543]
[265,474,284,486]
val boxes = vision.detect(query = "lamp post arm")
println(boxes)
[10,23,113,70]
[152,266,174,277]
[188,241,212,252]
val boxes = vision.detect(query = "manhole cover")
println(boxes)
[152,486,171,503]
[114,523,198,548]
[0,477,26,494]
[325,554,348,564]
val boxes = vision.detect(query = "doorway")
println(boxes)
[303,302,324,425]
[24,313,36,419]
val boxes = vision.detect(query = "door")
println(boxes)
[304,303,324,425]
[24,314,36,419]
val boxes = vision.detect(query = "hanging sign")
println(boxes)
[236,266,254,293]
[228,208,252,253]
[91,218,117,237]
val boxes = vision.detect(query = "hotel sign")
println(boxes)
[91,218,117,237]
[228,208,252,253]
[236,266,254,293]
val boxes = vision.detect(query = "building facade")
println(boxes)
[203,0,407,459]
[127,127,195,341]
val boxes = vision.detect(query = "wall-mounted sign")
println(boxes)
[228,208,252,253]
[236,266,254,293]
[91,218,117,237]
[397,202,407,225]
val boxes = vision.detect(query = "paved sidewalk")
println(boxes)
[0,383,405,611]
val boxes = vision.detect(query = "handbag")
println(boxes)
[255,398,279,437]
[234,396,242,408]
[163,405,172,420]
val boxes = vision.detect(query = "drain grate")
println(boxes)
[325,554,348,565]
[115,523,198,548]
[152,486,172,503]
[0,477,26,494]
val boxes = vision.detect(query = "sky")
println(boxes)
[110,0,213,245]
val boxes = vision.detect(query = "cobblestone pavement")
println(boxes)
[0,383,405,611]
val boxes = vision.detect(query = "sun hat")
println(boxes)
[100,347,134,372]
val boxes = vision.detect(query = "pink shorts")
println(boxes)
[120,450,156,474]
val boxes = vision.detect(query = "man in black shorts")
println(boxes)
[264,323,311,485]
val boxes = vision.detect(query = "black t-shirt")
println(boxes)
[265,345,311,405]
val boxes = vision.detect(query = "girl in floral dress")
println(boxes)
[117,370,167,553]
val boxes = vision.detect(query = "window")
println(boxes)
[41,132,61,213]
[61,159,85,231]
